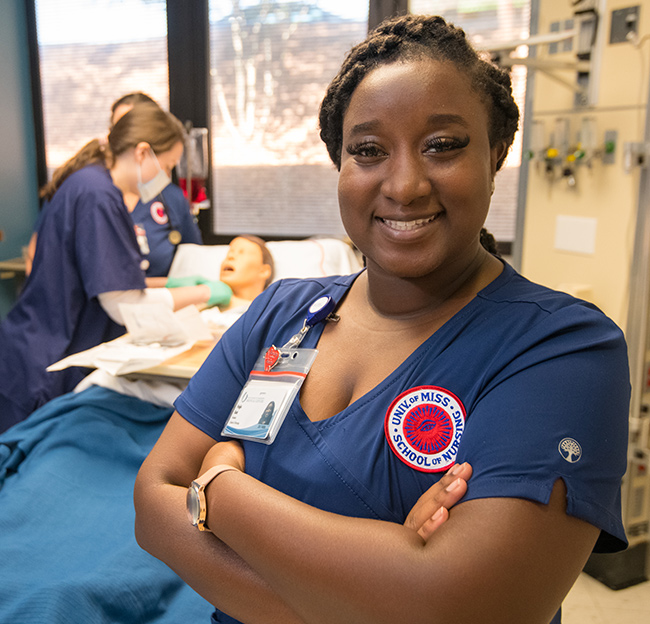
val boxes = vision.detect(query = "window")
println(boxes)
[35,0,169,176]
[208,0,369,237]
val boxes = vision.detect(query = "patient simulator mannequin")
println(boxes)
[193,235,273,335]
[66,234,273,403]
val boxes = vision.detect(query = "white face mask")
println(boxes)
[137,149,171,204]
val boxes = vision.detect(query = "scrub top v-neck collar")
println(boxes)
[293,259,512,430]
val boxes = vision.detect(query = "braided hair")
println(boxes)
[319,14,519,172]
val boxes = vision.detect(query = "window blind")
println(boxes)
[208,0,369,237]
[35,0,170,177]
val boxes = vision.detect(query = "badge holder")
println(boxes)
[222,296,336,445]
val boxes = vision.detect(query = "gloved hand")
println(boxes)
[200,279,232,307]
[165,275,232,307]
[165,275,203,288]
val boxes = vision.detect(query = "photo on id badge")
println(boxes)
[223,380,293,440]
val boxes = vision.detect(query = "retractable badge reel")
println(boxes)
[222,296,337,444]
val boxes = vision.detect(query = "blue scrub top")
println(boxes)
[177,264,630,624]
[130,183,202,277]
[0,164,146,431]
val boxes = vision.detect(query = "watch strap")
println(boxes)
[191,464,240,533]
[194,464,241,488]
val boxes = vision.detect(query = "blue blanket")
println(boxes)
[0,386,214,623]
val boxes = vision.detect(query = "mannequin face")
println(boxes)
[219,237,271,294]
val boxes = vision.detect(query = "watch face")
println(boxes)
[186,484,201,525]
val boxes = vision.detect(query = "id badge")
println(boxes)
[222,347,318,444]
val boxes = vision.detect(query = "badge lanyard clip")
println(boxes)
[264,295,337,372]
[222,295,338,444]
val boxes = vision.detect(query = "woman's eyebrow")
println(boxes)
[426,113,469,128]
[347,120,380,136]
[347,113,470,137]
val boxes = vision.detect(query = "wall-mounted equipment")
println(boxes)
[525,117,617,187]
[623,142,650,173]
[610,5,641,44]
[479,0,607,108]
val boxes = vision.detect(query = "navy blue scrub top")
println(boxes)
[0,164,146,430]
[130,183,202,277]
[176,267,630,624]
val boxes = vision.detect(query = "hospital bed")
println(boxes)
[0,238,362,624]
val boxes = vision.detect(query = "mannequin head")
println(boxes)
[220,236,274,301]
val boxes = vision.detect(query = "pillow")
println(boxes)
[168,238,362,283]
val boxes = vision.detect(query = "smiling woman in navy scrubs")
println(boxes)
[134,16,630,624]
[0,105,226,433]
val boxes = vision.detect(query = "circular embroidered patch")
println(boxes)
[384,385,466,472]
[150,201,168,225]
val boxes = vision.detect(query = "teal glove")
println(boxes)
[165,275,232,307]
[200,279,233,307]
[165,275,203,288]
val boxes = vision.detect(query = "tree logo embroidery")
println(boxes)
[384,386,465,473]
[558,437,582,463]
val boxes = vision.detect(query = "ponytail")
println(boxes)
[39,138,110,201]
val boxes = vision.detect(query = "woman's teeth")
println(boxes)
[380,214,438,231]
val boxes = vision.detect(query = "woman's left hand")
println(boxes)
[198,440,245,477]
[403,462,472,541]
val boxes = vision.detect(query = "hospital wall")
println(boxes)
[520,0,649,331]
[0,0,40,318]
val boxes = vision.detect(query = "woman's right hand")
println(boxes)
[403,462,472,541]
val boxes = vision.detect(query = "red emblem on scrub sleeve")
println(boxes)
[403,404,454,455]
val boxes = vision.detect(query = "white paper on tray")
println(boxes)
[46,335,194,376]
[120,303,212,345]
[47,304,212,376]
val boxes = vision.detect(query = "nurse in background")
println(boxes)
[110,93,203,281]
[0,104,228,433]
[25,93,203,280]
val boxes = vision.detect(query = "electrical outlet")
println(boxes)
[610,6,640,44]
